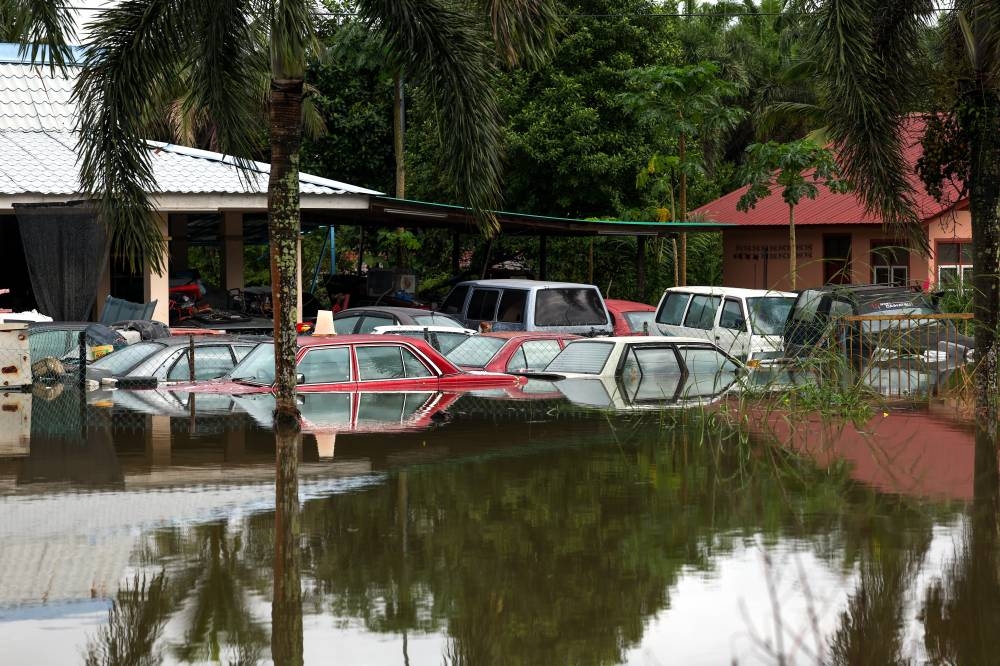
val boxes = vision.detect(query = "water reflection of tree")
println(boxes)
[83,573,171,666]
[921,426,1000,665]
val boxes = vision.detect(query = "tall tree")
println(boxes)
[811,0,1000,425]
[622,62,744,284]
[737,138,848,289]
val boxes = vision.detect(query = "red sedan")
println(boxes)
[176,334,525,394]
[444,331,579,374]
[604,299,656,336]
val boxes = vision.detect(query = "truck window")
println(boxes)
[683,295,721,330]
[441,286,469,314]
[467,288,501,321]
[656,292,690,326]
[534,289,607,326]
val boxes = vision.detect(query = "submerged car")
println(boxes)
[176,334,525,394]
[534,336,745,406]
[783,284,974,363]
[604,299,657,336]
[332,306,466,334]
[445,331,579,373]
[86,336,263,385]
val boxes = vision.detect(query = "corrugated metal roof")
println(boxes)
[691,116,964,227]
[0,61,77,131]
[0,48,380,198]
[0,130,379,196]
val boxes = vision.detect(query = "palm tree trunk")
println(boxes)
[268,78,304,423]
[394,70,407,268]
[968,105,1000,427]
[788,203,796,290]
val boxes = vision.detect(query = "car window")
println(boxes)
[401,348,433,378]
[545,341,614,374]
[719,298,746,331]
[656,292,690,326]
[631,346,684,374]
[333,315,362,334]
[358,315,395,333]
[433,331,474,354]
[90,341,163,374]
[683,295,721,330]
[467,289,501,321]
[497,290,528,323]
[747,297,795,336]
[28,330,75,360]
[446,336,506,368]
[167,345,236,381]
[230,343,276,385]
[441,286,469,314]
[297,346,351,384]
[233,344,256,362]
[677,345,740,374]
[623,311,656,333]
[534,289,608,326]
[790,290,824,322]
[506,339,561,372]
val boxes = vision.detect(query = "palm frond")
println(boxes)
[483,0,563,68]
[359,0,506,234]
[813,0,933,245]
[13,0,76,73]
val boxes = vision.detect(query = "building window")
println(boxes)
[870,242,909,286]
[937,241,973,286]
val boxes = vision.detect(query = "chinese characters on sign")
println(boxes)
[732,244,813,260]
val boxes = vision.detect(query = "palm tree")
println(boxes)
[6,0,557,424]
[812,0,1000,425]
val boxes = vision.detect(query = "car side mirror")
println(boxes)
[296,373,305,384]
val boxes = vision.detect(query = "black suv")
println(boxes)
[783,284,974,361]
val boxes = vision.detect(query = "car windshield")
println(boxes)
[229,343,275,385]
[412,313,465,328]
[623,311,656,333]
[90,342,164,374]
[747,297,795,336]
[534,289,608,326]
[445,336,506,368]
[545,341,614,374]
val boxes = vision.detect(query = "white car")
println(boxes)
[536,335,745,409]
[371,324,477,355]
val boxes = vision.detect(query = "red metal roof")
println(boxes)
[691,116,965,227]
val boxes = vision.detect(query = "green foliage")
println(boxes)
[737,139,849,211]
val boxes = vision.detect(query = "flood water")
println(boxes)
[1,384,997,665]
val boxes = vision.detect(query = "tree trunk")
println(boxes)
[268,78,304,422]
[393,70,406,268]
[271,425,303,666]
[788,203,796,290]
[968,103,1000,428]
[679,131,688,287]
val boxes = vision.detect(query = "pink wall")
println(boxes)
[721,218,969,290]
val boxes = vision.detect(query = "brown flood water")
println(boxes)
[0,384,996,665]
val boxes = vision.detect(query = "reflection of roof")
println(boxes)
[691,115,964,227]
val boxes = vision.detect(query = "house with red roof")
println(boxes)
[691,117,969,291]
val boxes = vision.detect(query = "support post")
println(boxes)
[144,212,170,323]
[221,211,244,293]
[539,235,548,280]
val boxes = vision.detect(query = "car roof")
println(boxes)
[566,335,714,345]
[663,286,797,298]
[479,331,580,340]
[372,325,475,333]
[604,299,655,311]
[801,283,923,299]
[334,306,444,317]
[454,279,601,289]
[298,333,440,347]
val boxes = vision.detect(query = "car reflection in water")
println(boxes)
[234,390,458,437]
